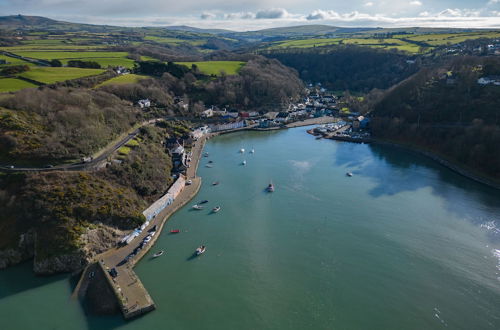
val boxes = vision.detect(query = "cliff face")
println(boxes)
[0,224,128,275]
[0,229,35,269]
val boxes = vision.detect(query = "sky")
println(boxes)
[1,0,500,30]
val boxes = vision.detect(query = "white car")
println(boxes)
[186,179,193,185]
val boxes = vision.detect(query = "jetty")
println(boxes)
[74,135,206,319]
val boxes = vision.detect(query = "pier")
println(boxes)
[75,135,206,319]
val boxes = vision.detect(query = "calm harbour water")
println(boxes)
[1,127,499,329]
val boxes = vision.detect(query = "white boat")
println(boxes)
[153,250,164,258]
[206,164,213,168]
[239,148,245,153]
[212,206,221,213]
[242,160,247,165]
[250,149,255,154]
[346,172,353,177]
[192,204,204,210]
[267,182,275,192]
[195,246,206,255]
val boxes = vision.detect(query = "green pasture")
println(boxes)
[0,78,38,92]
[97,74,149,87]
[19,67,105,84]
[177,61,245,75]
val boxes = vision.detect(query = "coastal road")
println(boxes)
[0,119,162,173]
[92,134,207,317]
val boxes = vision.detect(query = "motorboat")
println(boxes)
[212,181,219,186]
[212,206,221,213]
[267,182,275,192]
[250,149,255,154]
[153,250,164,258]
[242,160,247,165]
[346,172,353,177]
[204,152,209,157]
[208,160,213,164]
[195,245,206,255]
[199,200,209,204]
[170,229,180,234]
[239,148,245,153]
[205,164,213,168]
[192,204,204,210]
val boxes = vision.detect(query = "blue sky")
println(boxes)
[1,0,499,30]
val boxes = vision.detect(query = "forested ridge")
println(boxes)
[265,45,419,92]
[370,56,500,182]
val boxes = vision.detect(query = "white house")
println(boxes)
[201,109,214,118]
[138,99,151,108]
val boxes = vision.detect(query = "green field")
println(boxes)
[0,55,34,67]
[19,67,105,84]
[3,50,135,68]
[177,61,246,75]
[270,38,342,49]
[144,36,205,46]
[59,57,136,68]
[0,78,38,92]
[270,37,423,53]
[403,31,500,46]
[9,51,129,60]
[97,74,149,87]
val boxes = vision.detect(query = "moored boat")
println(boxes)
[250,148,255,154]
[267,182,275,192]
[203,152,209,157]
[239,148,245,153]
[346,172,353,177]
[170,229,180,234]
[195,245,206,255]
[199,200,209,204]
[192,204,204,210]
[153,250,164,258]
[242,160,247,165]
[212,181,219,186]
[212,206,221,213]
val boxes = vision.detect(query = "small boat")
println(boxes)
[250,149,255,154]
[346,172,353,177]
[212,181,219,186]
[205,164,213,168]
[195,245,206,255]
[267,183,275,192]
[153,250,164,258]
[186,179,193,185]
[208,160,213,164]
[170,229,180,234]
[212,206,221,213]
[239,148,245,153]
[242,160,247,165]
[203,152,209,157]
[199,200,209,204]
[316,136,322,140]
[192,204,204,210]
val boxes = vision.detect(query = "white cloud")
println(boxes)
[200,12,216,20]
[364,2,374,7]
[437,8,480,17]
[255,8,289,19]
[488,0,500,5]
[306,10,340,20]
[409,1,422,6]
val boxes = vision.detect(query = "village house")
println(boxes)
[138,99,151,108]
[201,108,214,118]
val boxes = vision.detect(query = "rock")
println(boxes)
[0,228,35,270]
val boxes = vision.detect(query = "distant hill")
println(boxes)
[166,25,235,34]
